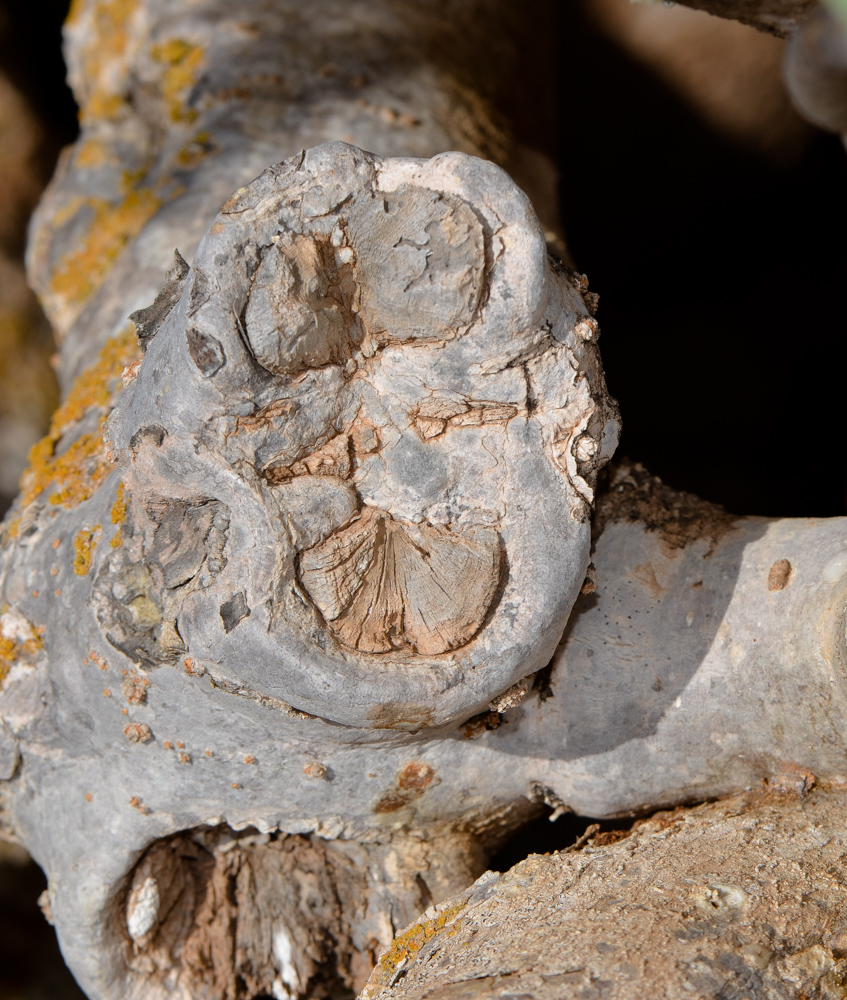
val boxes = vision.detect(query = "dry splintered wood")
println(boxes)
[364,784,847,1000]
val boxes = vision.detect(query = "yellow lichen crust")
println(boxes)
[41,17,205,327]
[8,326,140,535]
[0,618,43,689]
[49,189,162,316]
[74,137,112,169]
[150,38,206,124]
[52,325,137,436]
[365,903,466,998]
[177,130,217,169]
[110,482,127,547]
[0,637,14,687]
[73,525,102,576]
[111,482,127,524]
[67,0,141,124]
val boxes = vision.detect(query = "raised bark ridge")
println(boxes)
[103,142,619,730]
[7,149,847,999]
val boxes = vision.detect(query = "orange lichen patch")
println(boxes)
[69,0,140,124]
[365,904,466,997]
[121,672,149,705]
[49,195,91,231]
[0,638,16,687]
[124,722,152,744]
[39,434,106,509]
[49,189,162,316]
[73,524,102,576]
[374,762,439,814]
[54,323,137,430]
[120,167,148,193]
[74,137,112,169]
[150,38,205,123]
[110,483,128,547]
[89,651,108,670]
[183,657,204,676]
[176,130,217,169]
[0,620,43,690]
[111,482,127,523]
[9,327,139,535]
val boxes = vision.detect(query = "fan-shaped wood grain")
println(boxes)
[298,507,501,655]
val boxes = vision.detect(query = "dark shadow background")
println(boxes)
[0,0,844,995]
[552,2,847,518]
[0,1,77,164]
[0,8,84,1000]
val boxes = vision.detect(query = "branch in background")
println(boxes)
[672,0,814,37]
[784,4,847,131]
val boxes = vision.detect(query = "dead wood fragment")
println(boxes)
[365,784,847,1000]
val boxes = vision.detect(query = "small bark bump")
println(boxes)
[124,723,153,744]
[768,558,792,591]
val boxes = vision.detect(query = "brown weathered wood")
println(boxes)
[365,782,847,999]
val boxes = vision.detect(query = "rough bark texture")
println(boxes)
[364,782,847,999]
[119,823,497,999]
